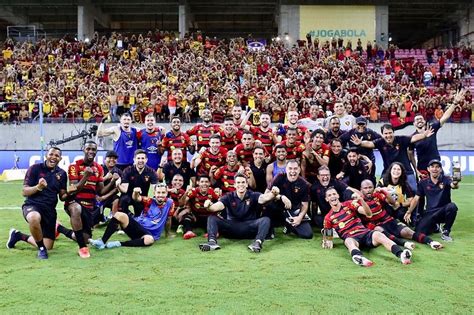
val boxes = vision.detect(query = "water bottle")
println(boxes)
[452,161,461,182]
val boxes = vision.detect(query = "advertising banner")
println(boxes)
[299,5,376,43]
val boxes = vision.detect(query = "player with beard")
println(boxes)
[280,127,306,161]
[231,105,246,129]
[324,116,344,144]
[199,174,280,253]
[58,141,116,258]
[405,160,460,242]
[409,90,465,179]
[336,148,372,190]
[358,180,443,250]
[98,113,139,170]
[161,117,194,162]
[186,108,220,151]
[268,160,313,239]
[159,148,196,187]
[266,144,288,187]
[310,165,360,228]
[301,129,330,183]
[118,150,158,217]
[89,183,173,249]
[137,113,164,170]
[322,187,413,267]
[212,150,254,194]
[234,130,261,165]
[7,147,67,259]
[241,111,278,152]
[180,175,221,239]
[219,116,242,151]
[192,134,227,177]
[97,150,123,218]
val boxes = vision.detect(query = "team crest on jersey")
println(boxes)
[439,183,444,190]
[395,144,400,151]
[198,136,203,141]
[246,200,250,206]
[294,186,300,193]
[56,173,61,181]
[338,222,346,228]
[144,176,150,182]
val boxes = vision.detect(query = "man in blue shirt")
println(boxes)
[404,159,460,242]
[7,147,68,259]
[199,173,280,252]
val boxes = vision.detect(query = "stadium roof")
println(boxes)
[0,0,471,47]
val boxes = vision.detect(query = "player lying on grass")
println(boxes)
[322,187,412,267]
[358,179,443,250]
[89,183,173,249]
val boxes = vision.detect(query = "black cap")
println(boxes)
[356,117,367,125]
[428,159,442,167]
[105,150,118,158]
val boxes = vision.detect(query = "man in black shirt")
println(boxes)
[324,116,344,144]
[405,159,460,241]
[199,173,279,252]
[7,147,68,259]
[268,160,313,239]
[310,165,360,227]
[352,123,433,193]
[336,147,372,189]
[119,150,158,216]
[158,148,196,188]
[98,150,123,218]
[249,147,267,193]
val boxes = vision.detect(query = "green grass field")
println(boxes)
[0,178,473,314]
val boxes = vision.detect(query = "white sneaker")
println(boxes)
[400,249,412,265]
[429,241,443,250]
[404,241,415,250]
[352,255,374,267]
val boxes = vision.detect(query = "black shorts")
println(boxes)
[380,220,407,237]
[124,214,151,240]
[102,194,119,209]
[22,204,57,240]
[349,230,376,249]
[65,203,101,237]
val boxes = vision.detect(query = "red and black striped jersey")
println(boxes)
[168,187,185,216]
[197,147,228,176]
[280,140,306,160]
[250,126,276,151]
[162,132,192,161]
[281,124,308,142]
[186,187,219,215]
[213,165,239,193]
[234,144,254,165]
[324,200,369,240]
[186,123,220,150]
[361,191,393,227]
[219,130,242,151]
[67,159,104,210]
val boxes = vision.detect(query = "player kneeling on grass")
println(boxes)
[7,147,67,259]
[89,183,173,249]
[358,180,443,250]
[199,173,280,253]
[322,187,412,267]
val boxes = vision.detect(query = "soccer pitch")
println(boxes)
[0,179,473,313]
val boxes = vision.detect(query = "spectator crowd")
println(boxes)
[0,30,473,125]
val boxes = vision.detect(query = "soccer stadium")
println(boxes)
[0,0,473,313]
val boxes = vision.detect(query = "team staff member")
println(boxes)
[158,148,196,187]
[97,113,139,170]
[405,159,460,242]
[199,174,279,252]
[119,149,158,217]
[58,141,117,258]
[90,183,173,249]
[268,160,313,239]
[351,123,434,193]
[322,188,412,267]
[7,147,68,259]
